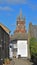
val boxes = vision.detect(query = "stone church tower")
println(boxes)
[14,10,26,34]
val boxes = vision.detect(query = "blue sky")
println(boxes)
[0,0,37,34]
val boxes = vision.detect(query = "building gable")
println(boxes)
[0,23,10,34]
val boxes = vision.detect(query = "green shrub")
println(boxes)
[29,38,37,58]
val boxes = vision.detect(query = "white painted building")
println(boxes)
[9,43,13,59]
[11,35,28,58]
[17,40,28,58]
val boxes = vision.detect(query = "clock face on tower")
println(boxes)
[14,10,26,34]
[18,24,20,26]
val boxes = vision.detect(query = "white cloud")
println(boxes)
[0,6,13,11]
[0,0,37,10]
[0,0,27,4]
[7,0,27,4]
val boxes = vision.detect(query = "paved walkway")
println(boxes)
[7,58,33,65]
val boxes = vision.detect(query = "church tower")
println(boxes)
[14,10,26,34]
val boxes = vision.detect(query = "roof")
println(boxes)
[0,23,10,34]
[11,33,28,41]
[33,25,37,29]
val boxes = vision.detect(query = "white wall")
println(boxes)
[17,40,28,58]
[9,43,13,59]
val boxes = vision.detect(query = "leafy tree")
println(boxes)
[29,37,37,58]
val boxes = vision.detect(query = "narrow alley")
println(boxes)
[6,58,33,65]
